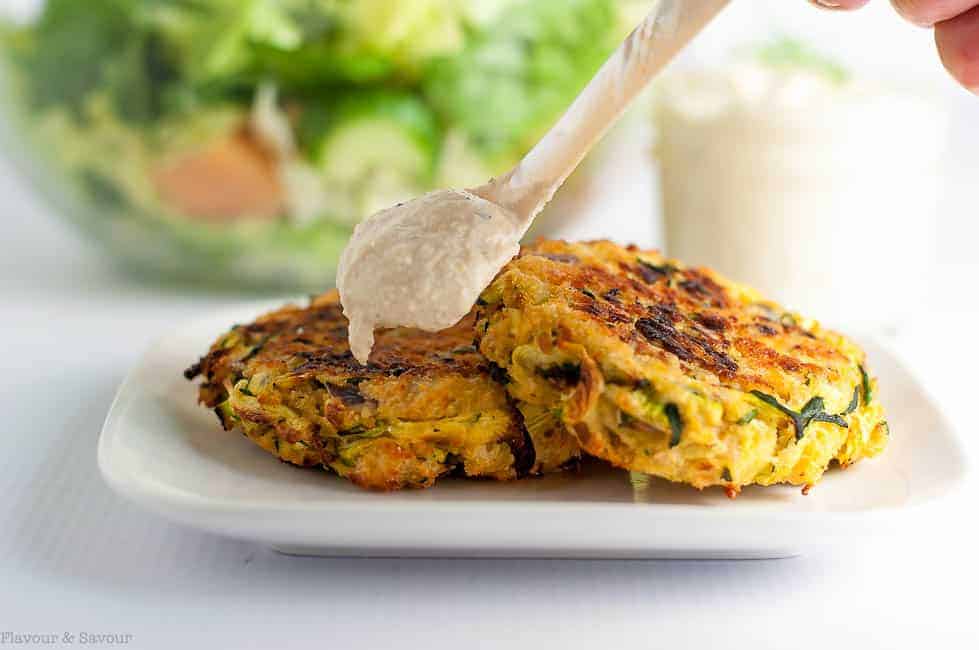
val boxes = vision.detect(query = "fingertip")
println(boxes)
[892,0,979,27]
[935,6,979,93]
[808,0,871,10]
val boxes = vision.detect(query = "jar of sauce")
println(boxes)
[656,56,946,331]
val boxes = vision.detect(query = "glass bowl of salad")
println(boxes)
[0,0,637,291]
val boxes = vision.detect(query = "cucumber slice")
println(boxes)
[307,91,439,184]
[318,118,433,186]
[299,91,440,221]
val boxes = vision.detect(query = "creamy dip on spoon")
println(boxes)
[337,189,524,364]
[337,0,730,364]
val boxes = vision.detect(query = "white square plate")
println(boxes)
[98,302,968,559]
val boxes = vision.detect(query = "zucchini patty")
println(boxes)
[475,240,888,496]
[186,291,580,490]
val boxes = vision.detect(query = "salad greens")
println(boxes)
[425,0,619,163]
[1,0,625,289]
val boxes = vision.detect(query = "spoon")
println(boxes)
[338,0,731,364]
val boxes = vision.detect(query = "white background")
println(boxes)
[2,1,978,648]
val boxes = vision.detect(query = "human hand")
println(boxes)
[810,0,979,92]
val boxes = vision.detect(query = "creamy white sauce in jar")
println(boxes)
[336,189,523,364]
[656,63,946,330]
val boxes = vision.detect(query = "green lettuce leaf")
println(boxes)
[423,0,619,166]
[12,0,137,112]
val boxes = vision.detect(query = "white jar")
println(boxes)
[656,64,946,331]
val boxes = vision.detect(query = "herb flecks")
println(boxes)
[859,365,873,405]
[737,409,758,425]
[665,403,684,447]
[750,391,848,441]
[237,383,256,397]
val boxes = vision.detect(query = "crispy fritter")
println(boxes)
[475,240,888,495]
[186,291,579,490]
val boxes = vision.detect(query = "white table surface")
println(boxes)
[1,154,977,650]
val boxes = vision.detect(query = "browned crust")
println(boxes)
[185,290,515,457]
[187,290,494,408]
[503,241,848,396]
[185,290,581,489]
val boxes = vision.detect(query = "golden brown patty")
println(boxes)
[186,290,580,490]
[475,240,888,495]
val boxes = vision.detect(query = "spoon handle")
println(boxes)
[475,0,730,224]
